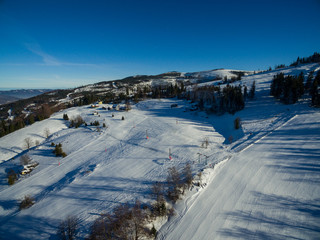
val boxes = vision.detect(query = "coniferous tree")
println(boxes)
[249,81,256,99]
[243,85,248,101]
[311,71,320,106]
[63,113,69,120]
[271,73,305,104]
[297,71,305,97]
[305,71,314,93]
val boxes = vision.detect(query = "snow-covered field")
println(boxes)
[0,63,319,239]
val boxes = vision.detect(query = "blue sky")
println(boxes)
[0,0,319,89]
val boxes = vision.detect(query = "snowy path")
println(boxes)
[159,112,320,240]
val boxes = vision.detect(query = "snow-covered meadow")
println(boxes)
[0,63,319,239]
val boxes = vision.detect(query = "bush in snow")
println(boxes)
[63,113,69,121]
[234,117,241,130]
[7,169,18,185]
[53,143,67,158]
[57,215,79,240]
[91,120,100,126]
[69,115,84,128]
[19,195,34,210]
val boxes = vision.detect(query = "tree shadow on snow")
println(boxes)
[0,214,57,240]
[219,192,320,239]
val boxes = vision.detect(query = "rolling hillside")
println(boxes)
[0,63,319,239]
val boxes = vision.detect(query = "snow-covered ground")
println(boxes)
[158,111,320,240]
[158,63,320,240]
[0,99,228,239]
[0,63,319,239]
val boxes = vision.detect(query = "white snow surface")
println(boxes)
[0,63,319,239]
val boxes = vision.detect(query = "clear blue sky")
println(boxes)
[0,0,319,89]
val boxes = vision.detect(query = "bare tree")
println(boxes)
[89,213,113,240]
[41,104,52,119]
[167,167,182,202]
[151,182,164,202]
[24,137,33,150]
[57,215,79,240]
[20,154,32,166]
[112,203,133,239]
[19,195,34,210]
[44,128,50,138]
[201,137,209,149]
[151,182,167,217]
[183,163,193,190]
[131,200,148,240]
[198,172,202,186]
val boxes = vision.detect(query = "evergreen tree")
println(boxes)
[63,113,69,120]
[297,71,304,97]
[271,73,305,104]
[311,71,320,106]
[249,81,256,99]
[305,71,314,93]
[243,85,248,101]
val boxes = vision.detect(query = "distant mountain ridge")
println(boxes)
[0,89,53,105]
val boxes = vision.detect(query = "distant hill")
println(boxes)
[0,89,53,105]
[0,95,20,105]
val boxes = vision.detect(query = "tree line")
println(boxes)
[290,52,320,67]
[270,70,320,106]
[186,81,255,115]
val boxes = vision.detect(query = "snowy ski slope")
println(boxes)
[0,63,319,239]
[159,112,320,240]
